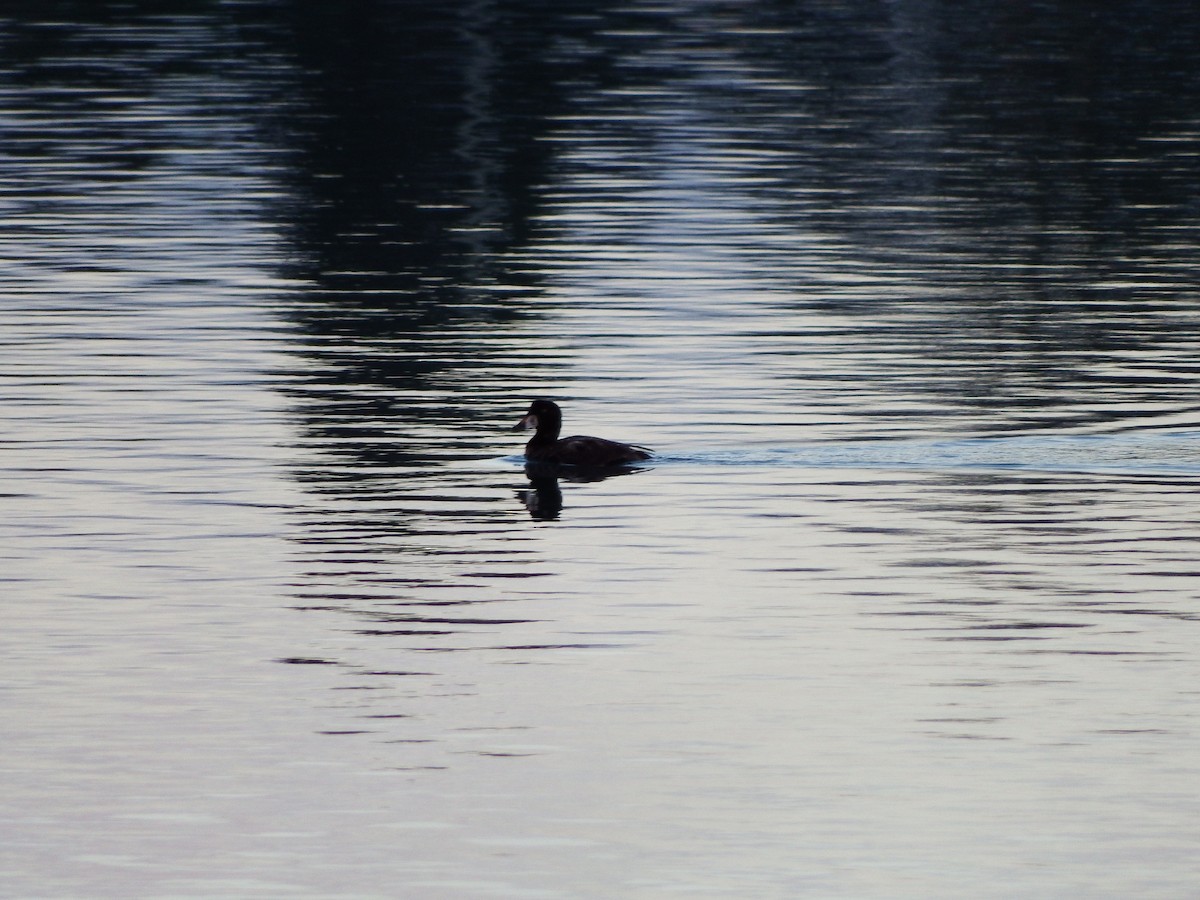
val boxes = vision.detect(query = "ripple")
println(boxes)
[497,431,1200,477]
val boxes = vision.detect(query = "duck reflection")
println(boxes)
[517,461,648,520]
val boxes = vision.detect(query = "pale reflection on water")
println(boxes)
[281,460,1200,897]
[4,1,1200,898]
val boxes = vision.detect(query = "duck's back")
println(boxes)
[528,434,651,466]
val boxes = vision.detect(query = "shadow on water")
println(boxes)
[516,460,651,520]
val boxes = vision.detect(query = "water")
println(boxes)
[3,2,1200,897]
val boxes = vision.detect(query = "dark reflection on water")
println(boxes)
[256,0,1200,473]
[516,460,651,520]
[518,468,565,520]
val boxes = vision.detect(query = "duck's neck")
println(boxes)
[529,416,561,445]
[529,428,559,447]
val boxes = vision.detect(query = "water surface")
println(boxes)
[3,2,1200,897]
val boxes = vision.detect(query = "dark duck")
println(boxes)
[513,399,652,466]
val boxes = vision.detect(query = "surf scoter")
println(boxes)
[512,399,651,466]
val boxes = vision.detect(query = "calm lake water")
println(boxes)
[4,2,1200,897]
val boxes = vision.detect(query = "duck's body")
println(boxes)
[513,399,651,466]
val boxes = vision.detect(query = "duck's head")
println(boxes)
[512,399,563,436]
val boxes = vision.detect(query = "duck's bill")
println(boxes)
[512,413,538,432]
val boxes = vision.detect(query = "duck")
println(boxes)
[512,399,652,466]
